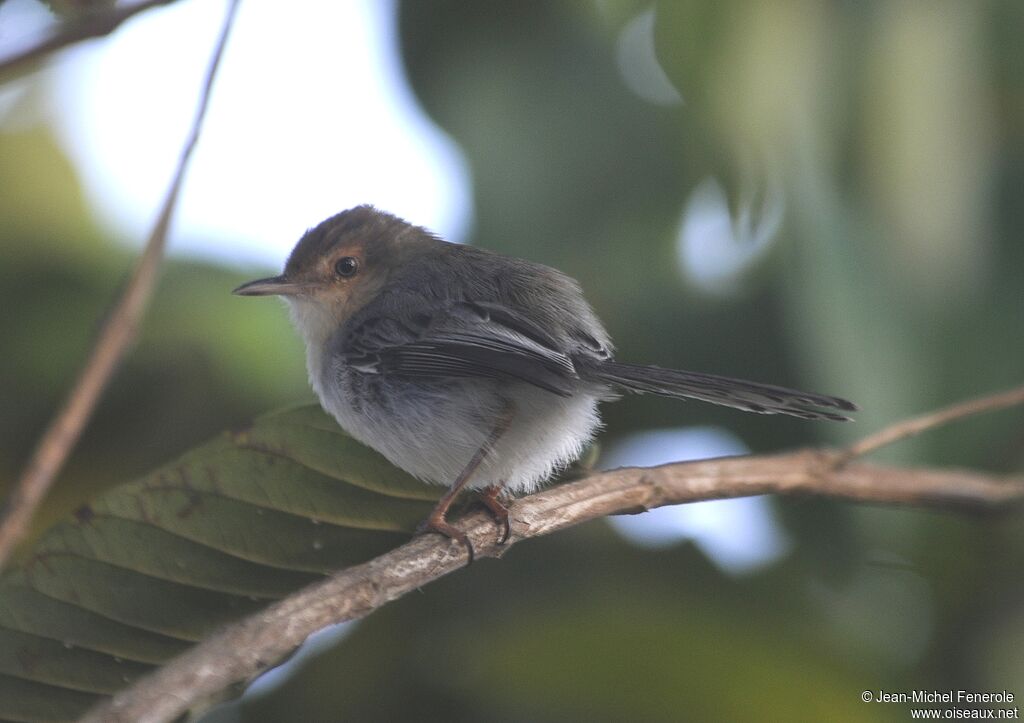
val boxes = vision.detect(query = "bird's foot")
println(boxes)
[416,511,475,564]
[477,485,511,544]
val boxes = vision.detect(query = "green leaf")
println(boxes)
[0,405,439,721]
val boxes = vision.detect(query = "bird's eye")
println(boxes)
[334,256,359,277]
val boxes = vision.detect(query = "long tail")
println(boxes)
[582,360,857,422]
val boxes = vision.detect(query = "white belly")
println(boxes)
[317,364,604,495]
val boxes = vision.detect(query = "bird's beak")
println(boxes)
[232,275,308,297]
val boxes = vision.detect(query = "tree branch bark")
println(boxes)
[0,0,179,78]
[83,444,1023,723]
[841,384,1024,461]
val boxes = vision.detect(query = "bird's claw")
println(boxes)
[416,515,475,564]
[478,486,512,544]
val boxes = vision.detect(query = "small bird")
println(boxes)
[234,206,856,559]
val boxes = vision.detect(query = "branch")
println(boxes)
[841,382,1024,461]
[0,0,178,77]
[0,0,240,571]
[85,448,1023,722]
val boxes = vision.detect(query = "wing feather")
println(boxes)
[339,300,579,396]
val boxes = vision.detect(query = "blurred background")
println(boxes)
[1,0,1023,720]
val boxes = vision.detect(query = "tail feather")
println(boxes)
[583,360,857,422]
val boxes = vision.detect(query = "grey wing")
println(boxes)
[339,300,582,396]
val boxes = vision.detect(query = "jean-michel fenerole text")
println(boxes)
[872,690,1015,704]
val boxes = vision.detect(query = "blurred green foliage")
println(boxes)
[0,406,445,721]
[0,125,313,544]
[2,0,1024,721]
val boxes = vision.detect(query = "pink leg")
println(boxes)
[416,405,514,563]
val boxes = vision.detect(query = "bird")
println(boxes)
[234,205,856,560]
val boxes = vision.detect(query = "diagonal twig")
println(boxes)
[838,382,1024,463]
[84,386,1024,723]
[0,0,179,77]
[0,0,180,77]
[0,0,241,571]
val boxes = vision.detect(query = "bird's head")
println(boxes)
[233,205,437,348]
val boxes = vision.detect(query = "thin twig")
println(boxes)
[0,0,178,77]
[83,449,1024,723]
[0,0,241,570]
[840,383,1024,463]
